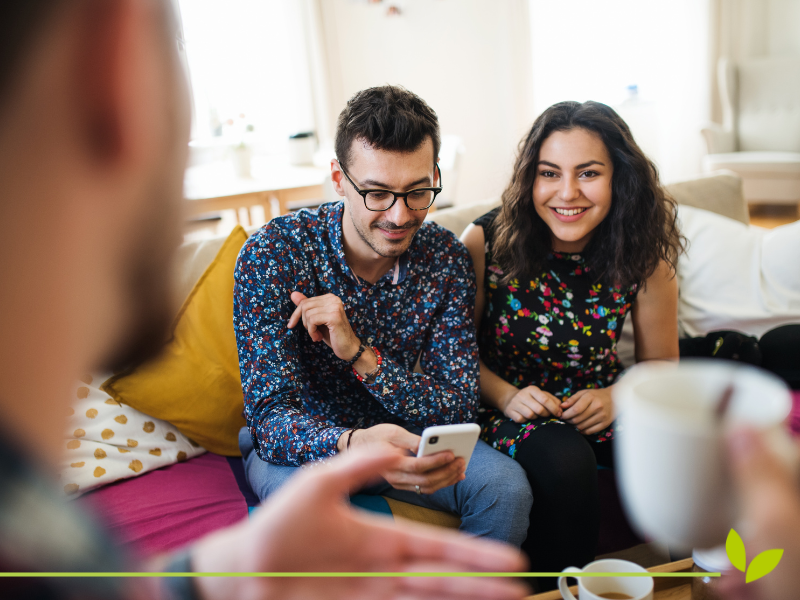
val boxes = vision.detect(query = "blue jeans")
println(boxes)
[239,426,532,547]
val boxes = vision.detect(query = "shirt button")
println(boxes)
[383,387,390,395]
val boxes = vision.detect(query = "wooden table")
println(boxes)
[527,558,694,599]
[183,158,328,221]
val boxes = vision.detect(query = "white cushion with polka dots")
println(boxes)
[60,374,205,499]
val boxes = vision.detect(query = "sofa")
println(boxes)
[67,170,800,561]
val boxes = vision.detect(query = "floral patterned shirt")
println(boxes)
[233,201,480,466]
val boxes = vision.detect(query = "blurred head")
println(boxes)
[332,86,440,259]
[492,100,683,287]
[0,0,190,425]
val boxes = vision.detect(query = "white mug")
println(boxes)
[614,360,795,549]
[559,558,654,600]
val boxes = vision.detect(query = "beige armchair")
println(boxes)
[701,57,800,205]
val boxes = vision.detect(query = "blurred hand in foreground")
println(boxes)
[720,428,800,600]
[192,446,529,600]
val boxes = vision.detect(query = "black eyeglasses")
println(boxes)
[339,163,443,211]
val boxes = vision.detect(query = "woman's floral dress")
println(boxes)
[474,209,638,459]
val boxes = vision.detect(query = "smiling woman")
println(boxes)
[492,101,682,289]
[459,100,684,587]
[532,129,614,254]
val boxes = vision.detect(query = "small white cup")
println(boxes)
[558,558,654,600]
[614,360,795,549]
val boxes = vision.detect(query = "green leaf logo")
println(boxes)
[726,528,784,584]
[746,549,784,583]
[726,529,746,572]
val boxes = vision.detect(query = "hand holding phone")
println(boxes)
[416,423,481,468]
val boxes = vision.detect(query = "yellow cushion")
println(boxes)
[383,497,461,529]
[102,226,248,456]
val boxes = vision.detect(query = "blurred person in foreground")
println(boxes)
[0,1,528,599]
[720,428,800,600]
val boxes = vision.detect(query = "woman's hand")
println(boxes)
[560,386,614,435]
[500,386,563,423]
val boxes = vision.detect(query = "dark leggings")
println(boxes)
[491,421,613,588]
[679,324,800,389]
[761,324,800,389]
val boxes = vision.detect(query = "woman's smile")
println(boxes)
[551,206,591,221]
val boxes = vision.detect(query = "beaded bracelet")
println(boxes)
[346,338,367,367]
[346,417,365,450]
[353,347,382,383]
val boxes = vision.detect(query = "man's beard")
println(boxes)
[349,209,422,258]
[101,243,174,373]
[102,156,183,373]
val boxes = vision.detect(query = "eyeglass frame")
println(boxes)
[338,162,443,211]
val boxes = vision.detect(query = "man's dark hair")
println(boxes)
[335,85,440,171]
[0,1,66,109]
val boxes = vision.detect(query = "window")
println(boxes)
[177,0,316,153]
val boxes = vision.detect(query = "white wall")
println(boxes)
[314,0,715,197]
[767,0,800,55]
[314,0,535,205]
[530,0,712,185]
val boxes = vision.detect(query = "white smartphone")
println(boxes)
[416,423,481,467]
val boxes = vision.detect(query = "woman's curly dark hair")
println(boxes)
[491,101,685,289]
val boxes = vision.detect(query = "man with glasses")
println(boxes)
[235,85,532,547]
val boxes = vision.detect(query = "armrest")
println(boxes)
[700,123,736,154]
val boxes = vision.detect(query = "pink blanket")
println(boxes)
[791,391,800,436]
[80,453,248,557]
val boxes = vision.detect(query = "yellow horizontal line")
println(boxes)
[0,572,720,578]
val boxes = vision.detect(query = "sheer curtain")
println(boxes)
[529,0,712,182]
[176,0,316,154]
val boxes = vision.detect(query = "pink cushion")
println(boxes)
[790,391,800,436]
[79,453,247,557]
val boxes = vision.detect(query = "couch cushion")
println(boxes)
[664,170,749,225]
[103,226,249,456]
[61,374,205,498]
[676,205,800,338]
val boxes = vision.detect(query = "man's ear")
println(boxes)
[331,159,347,197]
[75,0,162,169]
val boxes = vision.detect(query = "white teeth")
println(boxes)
[554,207,588,216]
